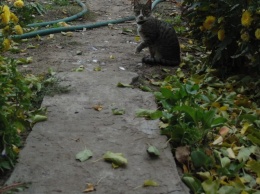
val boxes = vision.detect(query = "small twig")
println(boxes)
[92,157,103,163]
[133,185,142,190]
[96,175,107,186]
[0,182,27,193]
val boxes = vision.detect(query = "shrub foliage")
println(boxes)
[183,0,260,71]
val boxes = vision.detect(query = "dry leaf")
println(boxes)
[212,136,223,145]
[227,148,236,159]
[93,104,103,111]
[83,183,95,192]
[175,146,190,164]
[219,126,230,136]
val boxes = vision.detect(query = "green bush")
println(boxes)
[0,57,38,171]
[183,0,260,72]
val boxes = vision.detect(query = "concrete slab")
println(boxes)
[7,70,188,193]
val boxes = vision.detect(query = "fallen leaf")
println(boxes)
[83,183,95,193]
[109,55,115,59]
[147,145,160,157]
[212,136,223,145]
[139,85,153,92]
[237,146,257,162]
[241,122,251,135]
[61,31,73,37]
[143,180,159,187]
[175,146,190,164]
[76,149,93,162]
[219,126,230,136]
[117,82,133,88]
[103,151,127,167]
[93,66,101,71]
[227,148,236,159]
[76,50,82,55]
[33,114,47,123]
[93,104,103,111]
[135,109,162,120]
[134,35,140,42]
[75,65,84,72]
[112,108,125,115]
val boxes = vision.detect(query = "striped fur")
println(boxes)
[134,0,180,66]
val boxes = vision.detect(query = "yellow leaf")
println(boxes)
[241,122,251,135]
[256,177,260,184]
[180,44,185,49]
[83,183,95,192]
[92,104,103,111]
[12,145,20,154]
[109,55,115,59]
[143,180,159,187]
[134,35,140,42]
[219,106,228,111]
[211,102,220,108]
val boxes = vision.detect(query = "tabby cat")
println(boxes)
[134,0,180,66]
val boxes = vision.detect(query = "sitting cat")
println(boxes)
[134,0,180,66]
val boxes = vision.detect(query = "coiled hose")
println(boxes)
[12,0,164,39]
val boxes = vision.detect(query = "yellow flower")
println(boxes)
[241,32,250,42]
[12,144,20,154]
[1,5,11,25]
[14,24,23,34]
[218,29,225,41]
[255,28,260,40]
[203,16,216,30]
[2,38,11,51]
[13,0,24,8]
[10,12,19,24]
[241,10,253,27]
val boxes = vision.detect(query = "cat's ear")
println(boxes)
[146,0,152,7]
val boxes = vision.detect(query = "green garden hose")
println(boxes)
[12,0,164,39]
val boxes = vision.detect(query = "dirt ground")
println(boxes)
[1,0,187,192]
[16,0,180,81]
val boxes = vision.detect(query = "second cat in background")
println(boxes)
[134,0,180,66]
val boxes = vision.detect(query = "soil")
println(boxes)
[1,0,186,192]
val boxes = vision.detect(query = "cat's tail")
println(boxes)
[142,57,180,66]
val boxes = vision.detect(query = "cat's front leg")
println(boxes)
[135,42,148,54]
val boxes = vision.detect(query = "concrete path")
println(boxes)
[6,0,189,193]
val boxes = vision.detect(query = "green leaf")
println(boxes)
[237,146,257,162]
[220,157,231,168]
[135,109,162,120]
[217,186,241,194]
[211,117,227,127]
[182,174,202,193]
[32,114,47,123]
[160,87,173,99]
[103,151,127,167]
[76,149,93,162]
[191,149,213,169]
[246,160,260,177]
[247,133,260,146]
[185,84,199,95]
[143,180,159,187]
[117,82,133,88]
[201,179,219,194]
[147,146,160,157]
[139,85,153,92]
[112,108,125,115]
